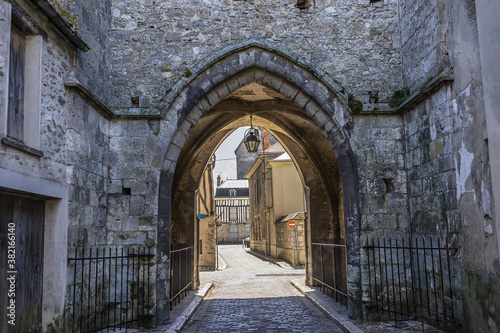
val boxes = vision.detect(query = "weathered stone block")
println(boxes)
[130,195,145,215]
[388,197,407,214]
[122,216,139,231]
[108,180,123,194]
[111,231,147,245]
[278,79,300,101]
[292,90,311,109]
[108,194,130,219]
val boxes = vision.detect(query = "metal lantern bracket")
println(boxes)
[244,116,261,153]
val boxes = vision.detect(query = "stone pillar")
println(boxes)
[475,0,500,255]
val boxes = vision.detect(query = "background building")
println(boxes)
[246,144,306,264]
[197,156,216,270]
[215,179,250,243]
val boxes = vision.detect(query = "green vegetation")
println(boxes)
[348,93,363,113]
[184,67,193,78]
[419,76,434,94]
[388,87,410,108]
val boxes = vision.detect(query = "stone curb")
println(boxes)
[243,247,294,269]
[290,280,364,333]
[217,253,227,270]
[164,282,214,333]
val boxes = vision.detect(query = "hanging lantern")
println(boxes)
[243,116,260,153]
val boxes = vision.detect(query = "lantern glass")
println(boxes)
[244,128,260,153]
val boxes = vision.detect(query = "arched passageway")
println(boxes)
[156,40,361,323]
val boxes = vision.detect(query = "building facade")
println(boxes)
[197,156,216,270]
[215,179,250,243]
[246,147,306,264]
[0,1,499,332]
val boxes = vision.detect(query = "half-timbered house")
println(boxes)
[215,179,250,243]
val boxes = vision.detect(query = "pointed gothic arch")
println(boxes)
[156,39,361,323]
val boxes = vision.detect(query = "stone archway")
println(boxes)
[156,39,361,323]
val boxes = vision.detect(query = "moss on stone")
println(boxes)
[419,76,434,94]
[184,67,193,78]
[348,93,363,113]
[145,238,156,247]
[45,308,71,333]
[388,87,410,108]
[49,0,78,28]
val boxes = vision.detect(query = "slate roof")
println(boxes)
[215,179,249,198]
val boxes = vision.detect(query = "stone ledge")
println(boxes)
[113,107,163,119]
[1,136,44,157]
[64,73,115,119]
[165,282,213,333]
[396,68,454,114]
[356,68,454,115]
[65,73,163,120]
[30,0,89,51]
[291,279,364,333]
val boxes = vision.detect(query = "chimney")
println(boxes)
[217,174,221,187]
[262,128,270,151]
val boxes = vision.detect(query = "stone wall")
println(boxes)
[218,223,249,243]
[447,2,499,331]
[0,1,116,330]
[0,0,73,182]
[351,115,407,239]
[110,0,402,112]
[403,84,457,237]
[199,216,216,269]
[66,92,110,247]
[107,119,168,248]
[51,0,113,104]
[398,0,450,91]
[397,83,463,326]
[275,219,306,265]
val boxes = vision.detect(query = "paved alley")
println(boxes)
[182,245,343,333]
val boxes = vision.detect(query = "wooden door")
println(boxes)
[0,193,44,332]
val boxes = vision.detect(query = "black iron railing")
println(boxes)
[170,244,192,309]
[364,237,459,330]
[312,241,348,305]
[68,247,155,332]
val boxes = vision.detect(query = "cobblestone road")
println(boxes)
[182,245,343,333]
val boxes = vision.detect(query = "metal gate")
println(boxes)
[68,246,155,332]
[311,240,348,305]
[170,243,192,309]
[364,236,459,330]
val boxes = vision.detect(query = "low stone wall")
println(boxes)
[275,218,306,265]
[217,223,249,243]
[199,216,216,269]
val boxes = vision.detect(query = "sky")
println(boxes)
[212,126,249,184]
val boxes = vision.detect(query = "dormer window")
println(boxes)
[229,189,236,197]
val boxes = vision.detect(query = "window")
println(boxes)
[230,226,238,240]
[7,24,25,141]
[254,179,260,204]
[229,189,236,196]
[3,21,42,153]
[229,206,237,221]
